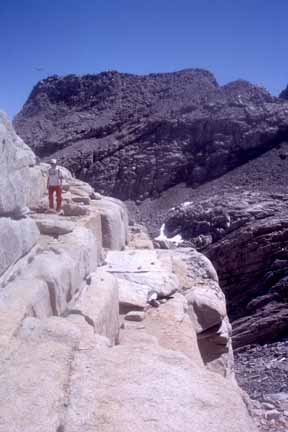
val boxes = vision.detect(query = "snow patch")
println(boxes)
[155,224,166,241]
[155,224,183,246]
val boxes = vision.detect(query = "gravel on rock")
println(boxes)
[235,339,288,432]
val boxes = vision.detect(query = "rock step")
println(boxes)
[102,249,179,313]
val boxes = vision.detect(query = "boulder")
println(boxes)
[91,197,128,250]
[198,316,234,379]
[91,191,102,200]
[67,268,120,344]
[117,278,149,311]
[103,250,180,311]
[105,196,129,238]
[0,225,100,342]
[186,288,226,334]
[0,278,53,348]
[62,202,90,216]
[31,226,100,312]
[163,248,233,378]
[0,112,36,215]
[54,225,102,271]
[0,217,39,279]
[77,212,103,257]
[71,195,90,205]
[122,293,204,367]
[68,178,94,197]
[32,215,75,236]
[25,164,47,209]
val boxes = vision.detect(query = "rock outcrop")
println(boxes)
[0,112,41,281]
[14,70,288,201]
[103,249,179,312]
[0,112,37,214]
[0,114,256,431]
[164,191,288,347]
[170,247,234,378]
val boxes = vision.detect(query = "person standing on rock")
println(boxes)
[47,159,63,211]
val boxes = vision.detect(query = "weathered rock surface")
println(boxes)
[103,249,179,312]
[92,197,128,250]
[0,317,80,432]
[0,217,39,278]
[64,339,256,432]
[121,293,204,367]
[0,112,36,215]
[0,114,45,285]
[165,247,234,378]
[62,202,90,216]
[14,70,288,201]
[67,268,120,344]
[0,224,102,346]
[124,310,145,322]
[31,214,75,235]
[128,223,154,250]
[164,191,288,347]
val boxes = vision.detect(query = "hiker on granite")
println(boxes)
[47,159,63,211]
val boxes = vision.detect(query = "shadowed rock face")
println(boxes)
[164,191,288,348]
[279,85,288,101]
[14,70,288,201]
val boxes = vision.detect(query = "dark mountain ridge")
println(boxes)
[14,69,288,201]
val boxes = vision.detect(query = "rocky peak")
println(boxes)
[14,69,288,202]
[222,79,275,103]
[19,68,218,119]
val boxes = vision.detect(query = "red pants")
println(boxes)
[48,186,62,211]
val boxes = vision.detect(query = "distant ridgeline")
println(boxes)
[14,69,288,201]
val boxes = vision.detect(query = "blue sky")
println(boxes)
[1,0,287,119]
